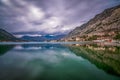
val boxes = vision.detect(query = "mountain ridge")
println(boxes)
[0,29,22,42]
[64,5,120,41]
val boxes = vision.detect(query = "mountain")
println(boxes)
[20,34,66,42]
[0,29,21,42]
[13,30,67,42]
[0,28,65,42]
[65,5,120,41]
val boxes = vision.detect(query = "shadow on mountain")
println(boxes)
[68,44,120,76]
[0,45,14,56]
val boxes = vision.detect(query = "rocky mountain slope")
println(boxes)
[0,29,21,42]
[65,5,120,41]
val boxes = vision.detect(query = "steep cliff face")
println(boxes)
[0,29,19,41]
[67,5,120,39]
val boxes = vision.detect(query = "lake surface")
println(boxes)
[0,42,120,80]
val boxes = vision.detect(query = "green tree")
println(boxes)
[114,33,120,40]
[87,35,98,41]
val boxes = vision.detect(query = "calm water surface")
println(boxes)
[0,42,120,80]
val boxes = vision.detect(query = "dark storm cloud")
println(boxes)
[0,0,120,33]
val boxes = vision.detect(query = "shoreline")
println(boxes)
[0,41,120,46]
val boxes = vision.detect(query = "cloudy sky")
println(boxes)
[0,0,120,34]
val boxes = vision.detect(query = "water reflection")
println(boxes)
[0,43,120,80]
[68,43,120,76]
[13,44,64,50]
[0,45,14,56]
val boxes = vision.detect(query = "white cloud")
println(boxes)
[43,17,61,28]
[14,34,24,38]
[27,5,45,21]
[1,0,11,6]
[14,34,42,38]
[1,0,77,33]
[16,0,26,6]
[25,34,42,37]
[37,16,63,33]
[1,0,119,34]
